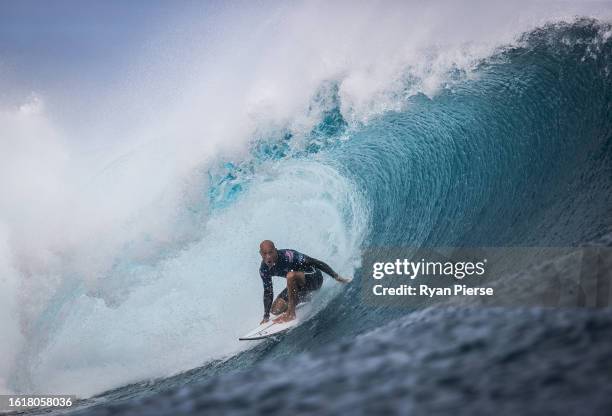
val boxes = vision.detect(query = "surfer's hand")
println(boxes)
[260,317,269,325]
[335,275,351,284]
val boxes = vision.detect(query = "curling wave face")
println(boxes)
[83,20,612,404]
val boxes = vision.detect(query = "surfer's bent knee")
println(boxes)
[286,271,304,282]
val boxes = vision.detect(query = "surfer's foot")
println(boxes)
[273,312,296,323]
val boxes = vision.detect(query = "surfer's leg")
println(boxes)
[270,290,288,315]
[274,271,305,323]
[286,271,306,317]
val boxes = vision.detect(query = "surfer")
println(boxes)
[259,240,350,324]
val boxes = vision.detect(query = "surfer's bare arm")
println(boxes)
[262,276,273,323]
[304,256,351,283]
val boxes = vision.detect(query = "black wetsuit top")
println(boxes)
[259,249,337,319]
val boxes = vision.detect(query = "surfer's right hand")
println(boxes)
[260,317,269,325]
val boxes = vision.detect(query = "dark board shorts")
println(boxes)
[276,267,323,304]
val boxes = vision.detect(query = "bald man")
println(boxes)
[258,240,350,324]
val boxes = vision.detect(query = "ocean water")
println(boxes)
[1,4,611,415]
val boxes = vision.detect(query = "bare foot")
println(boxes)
[273,312,296,323]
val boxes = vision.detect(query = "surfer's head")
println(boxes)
[259,240,278,267]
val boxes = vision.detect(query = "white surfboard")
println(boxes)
[239,302,311,341]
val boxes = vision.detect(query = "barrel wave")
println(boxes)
[4,16,612,416]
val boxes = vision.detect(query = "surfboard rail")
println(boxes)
[239,302,310,341]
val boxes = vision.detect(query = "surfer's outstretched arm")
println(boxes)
[304,255,337,277]
[304,256,350,283]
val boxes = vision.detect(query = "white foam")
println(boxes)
[18,160,366,397]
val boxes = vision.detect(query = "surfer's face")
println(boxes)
[260,246,277,267]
